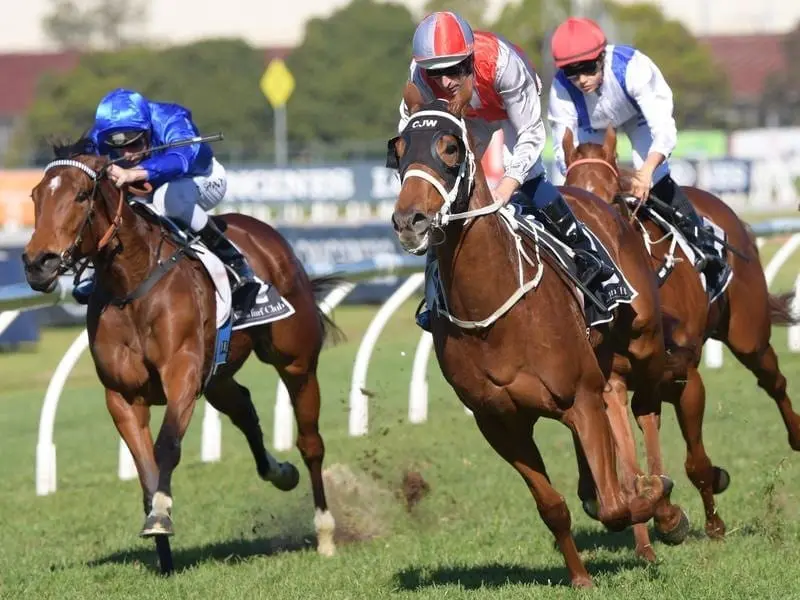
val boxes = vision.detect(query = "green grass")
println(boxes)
[1,239,800,599]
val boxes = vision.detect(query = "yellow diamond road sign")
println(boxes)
[260,59,295,109]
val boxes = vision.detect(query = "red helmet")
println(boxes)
[551,17,607,68]
[412,11,475,70]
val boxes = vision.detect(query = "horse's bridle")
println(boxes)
[388,107,510,240]
[564,157,619,179]
[41,159,126,274]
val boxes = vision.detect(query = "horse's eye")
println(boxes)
[444,143,458,155]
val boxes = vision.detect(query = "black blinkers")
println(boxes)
[385,109,467,192]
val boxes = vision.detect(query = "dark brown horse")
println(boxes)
[22,140,341,573]
[390,81,674,587]
[563,125,800,538]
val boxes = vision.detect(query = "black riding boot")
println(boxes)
[197,218,260,310]
[651,176,726,266]
[651,175,731,297]
[538,194,611,289]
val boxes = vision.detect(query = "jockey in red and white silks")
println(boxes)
[399,11,613,331]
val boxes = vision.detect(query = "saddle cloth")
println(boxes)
[508,203,638,326]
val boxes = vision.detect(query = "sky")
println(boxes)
[0,0,797,53]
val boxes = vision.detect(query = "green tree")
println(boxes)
[43,0,148,50]
[421,0,489,30]
[285,0,416,152]
[491,0,730,129]
[605,1,730,128]
[7,39,274,166]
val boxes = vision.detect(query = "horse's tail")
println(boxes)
[769,291,800,327]
[310,274,348,346]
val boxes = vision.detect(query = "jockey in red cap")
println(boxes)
[402,11,613,331]
[549,17,730,287]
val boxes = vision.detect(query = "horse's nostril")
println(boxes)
[410,212,430,234]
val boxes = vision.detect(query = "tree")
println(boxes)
[605,1,730,128]
[491,0,572,86]
[7,39,274,166]
[284,0,416,151]
[43,0,148,51]
[491,0,730,129]
[421,0,490,30]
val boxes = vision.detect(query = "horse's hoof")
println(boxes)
[656,508,690,546]
[705,516,726,539]
[571,575,593,588]
[140,514,174,537]
[712,467,730,494]
[270,463,300,492]
[636,544,657,563]
[581,498,600,521]
[658,474,675,497]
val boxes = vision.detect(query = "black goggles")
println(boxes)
[562,57,603,79]
[425,56,473,79]
[105,129,147,148]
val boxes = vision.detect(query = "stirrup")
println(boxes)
[574,249,607,284]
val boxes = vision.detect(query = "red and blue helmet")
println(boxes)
[412,11,475,70]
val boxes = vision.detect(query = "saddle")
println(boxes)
[621,197,733,304]
[423,203,638,329]
[507,203,638,327]
[128,199,296,331]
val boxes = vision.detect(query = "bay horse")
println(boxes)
[563,125,800,539]
[389,80,675,587]
[22,139,342,574]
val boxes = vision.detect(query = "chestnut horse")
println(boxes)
[389,81,674,587]
[564,125,800,538]
[22,139,342,573]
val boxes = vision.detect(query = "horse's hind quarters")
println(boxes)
[21,251,61,292]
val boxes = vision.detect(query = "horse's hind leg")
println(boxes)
[667,368,726,538]
[727,340,800,451]
[568,382,669,530]
[474,411,592,588]
[632,388,691,547]
[203,376,299,490]
[602,376,658,561]
[278,366,336,557]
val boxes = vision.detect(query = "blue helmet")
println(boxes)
[93,88,152,147]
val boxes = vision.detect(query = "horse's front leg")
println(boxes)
[142,350,202,537]
[106,390,158,513]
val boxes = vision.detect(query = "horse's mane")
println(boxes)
[616,165,635,195]
[52,133,97,159]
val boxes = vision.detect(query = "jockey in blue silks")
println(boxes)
[73,88,259,307]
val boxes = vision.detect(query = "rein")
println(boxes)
[42,159,188,307]
[399,108,543,329]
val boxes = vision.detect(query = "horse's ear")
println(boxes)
[602,125,617,160]
[562,127,576,166]
[403,82,425,115]
[448,76,473,117]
